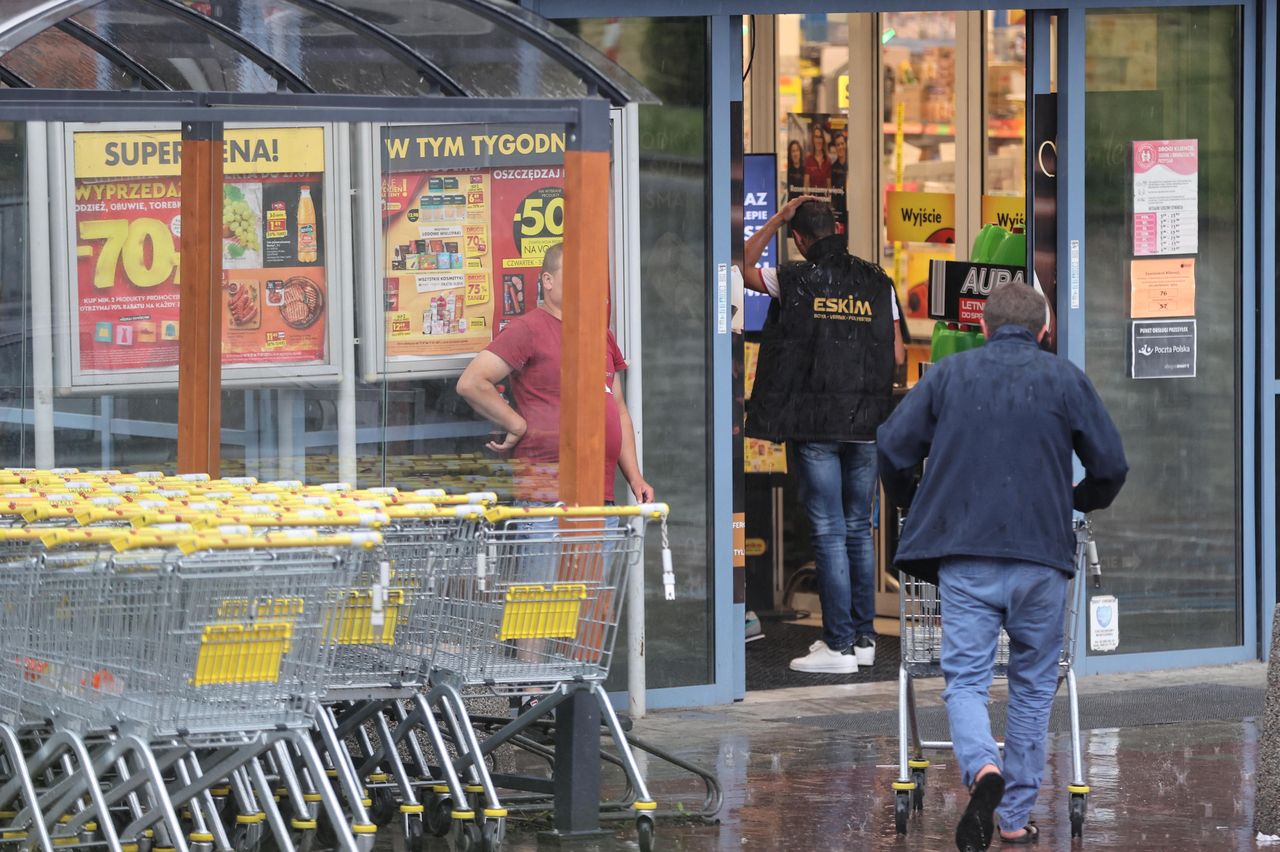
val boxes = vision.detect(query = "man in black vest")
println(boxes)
[743,197,904,673]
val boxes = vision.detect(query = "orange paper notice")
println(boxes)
[1130,257,1195,318]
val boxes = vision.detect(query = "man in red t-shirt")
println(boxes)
[456,242,653,504]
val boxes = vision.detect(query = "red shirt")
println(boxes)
[804,154,832,189]
[486,309,627,502]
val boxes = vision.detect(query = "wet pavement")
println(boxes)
[371,663,1268,851]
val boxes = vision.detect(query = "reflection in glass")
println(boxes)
[73,0,278,92]
[1083,6,1241,653]
[3,27,134,91]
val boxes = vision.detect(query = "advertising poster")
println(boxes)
[743,341,787,474]
[784,112,849,233]
[72,127,329,378]
[380,124,565,361]
[1032,93,1058,351]
[1132,139,1198,257]
[743,153,777,333]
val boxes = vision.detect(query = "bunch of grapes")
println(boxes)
[224,199,259,252]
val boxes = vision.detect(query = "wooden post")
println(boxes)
[558,147,611,507]
[177,122,224,476]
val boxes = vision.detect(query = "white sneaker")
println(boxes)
[789,640,858,674]
[854,636,876,667]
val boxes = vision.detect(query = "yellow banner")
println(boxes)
[885,191,955,244]
[981,195,1026,231]
[74,127,326,179]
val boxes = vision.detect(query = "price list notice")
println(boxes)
[1132,139,1198,257]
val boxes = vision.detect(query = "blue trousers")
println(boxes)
[938,559,1069,831]
[793,440,878,651]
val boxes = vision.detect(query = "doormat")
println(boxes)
[746,620,900,691]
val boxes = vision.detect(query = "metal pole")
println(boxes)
[28,121,55,468]
[619,101,647,721]
[335,126,357,486]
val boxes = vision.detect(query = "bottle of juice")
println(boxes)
[297,186,317,263]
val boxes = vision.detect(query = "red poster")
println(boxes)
[378,124,566,362]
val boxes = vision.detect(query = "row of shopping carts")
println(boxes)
[0,468,672,852]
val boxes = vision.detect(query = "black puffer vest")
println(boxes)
[746,235,896,443]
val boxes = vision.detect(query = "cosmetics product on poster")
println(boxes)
[378,123,565,362]
[64,125,334,391]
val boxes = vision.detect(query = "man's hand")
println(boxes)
[486,419,527,453]
[781,194,821,221]
[629,476,655,503]
[743,194,824,293]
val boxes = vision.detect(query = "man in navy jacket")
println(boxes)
[877,283,1127,851]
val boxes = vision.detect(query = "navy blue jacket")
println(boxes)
[877,325,1128,584]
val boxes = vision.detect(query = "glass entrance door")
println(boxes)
[1081,6,1243,656]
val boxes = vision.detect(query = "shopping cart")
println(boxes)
[891,517,1101,839]
[270,502,494,852]
[392,503,672,852]
[0,528,380,852]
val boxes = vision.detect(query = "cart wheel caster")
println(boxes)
[292,827,316,852]
[910,769,926,812]
[1070,793,1087,838]
[370,789,398,827]
[636,814,655,852]
[404,814,427,852]
[894,791,911,835]
[232,823,262,852]
[454,820,482,852]
[426,795,452,837]
[482,817,504,852]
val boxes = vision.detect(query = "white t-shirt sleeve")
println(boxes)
[891,291,900,321]
[760,266,781,299]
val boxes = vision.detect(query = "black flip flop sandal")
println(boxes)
[955,773,1006,852]
[1000,824,1039,845]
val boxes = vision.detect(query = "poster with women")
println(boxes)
[784,113,849,232]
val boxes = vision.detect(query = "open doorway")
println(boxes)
[739,9,1034,692]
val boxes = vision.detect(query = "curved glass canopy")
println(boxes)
[0,0,654,104]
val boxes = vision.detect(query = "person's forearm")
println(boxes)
[616,405,643,484]
[458,381,525,434]
[745,209,787,270]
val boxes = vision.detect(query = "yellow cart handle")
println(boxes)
[485,502,669,524]
[0,528,55,543]
[40,527,134,549]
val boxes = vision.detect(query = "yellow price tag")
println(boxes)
[464,275,490,307]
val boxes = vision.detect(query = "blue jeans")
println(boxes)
[938,558,1069,831]
[793,441,878,651]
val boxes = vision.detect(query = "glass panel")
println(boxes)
[0,123,31,462]
[571,17,712,690]
[459,0,654,103]
[776,14,850,254]
[3,27,134,90]
[984,11,1026,196]
[211,0,433,97]
[881,12,958,340]
[73,0,278,92]
[1084,6,1241,653]
[374,120,562,499]
[337,0,588,98]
